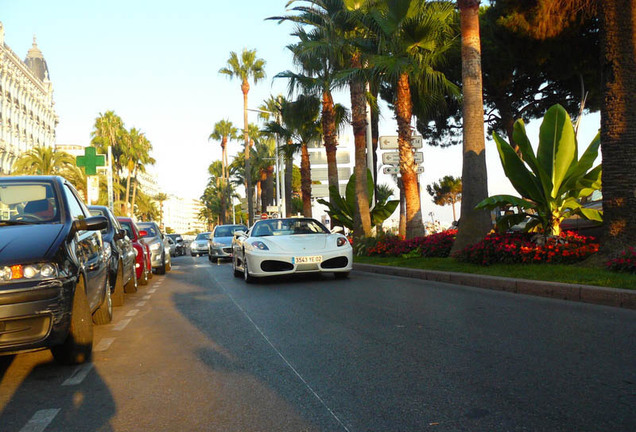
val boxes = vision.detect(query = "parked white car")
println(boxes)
[232,218,352,283]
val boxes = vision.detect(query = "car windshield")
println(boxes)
[252,219,329,237]
[120,221,134,238]
[139,224,158,237]
[0,181,60,224]
[195,233,210,241]
[214,225,246,237]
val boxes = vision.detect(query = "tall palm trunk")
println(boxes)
[451,0,491,254]
[125,168,132,216]
[131,172,138,217]
[599,0,636,253]
[285,139,293,217]
[396,72,425,239]
[398,178,406,238]
[219,137,228,225]
[300,142,312,217]
[322,90,340,201]
[350,52,372,238]
[242,79,253,226]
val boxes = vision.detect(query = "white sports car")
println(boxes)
[232,217,352,283]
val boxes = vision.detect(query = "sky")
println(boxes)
[2,0,601,225]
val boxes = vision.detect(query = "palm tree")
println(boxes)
[12,146,75,175]
[361,0,458,239]
[451,0,492,253]
[263,94,322,217]
[154,193,168,229]
[119,127,146,216]
[209,119,238,224]
[91,111,125,207]
[130,134,154,218]
[427,176,462,222]
[219,49,266,226]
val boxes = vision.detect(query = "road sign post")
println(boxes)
[378,135,423,149]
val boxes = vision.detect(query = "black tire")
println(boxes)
[156,254,166,275]
[139,266,149,285]
[111,267,125,307]
[208,254,213,262]
[51,278,93,365]
[334,272,350,280]
[243,256,254,283]
[92,278,112,325]
[124,267,138,293]
[232,255,241,278]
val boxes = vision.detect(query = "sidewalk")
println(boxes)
[353,263,636,310]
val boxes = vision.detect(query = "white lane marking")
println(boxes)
[113,318,132,331]
[126,309,139,317]
[148,288,157,294]
[19,409,60,432]
[94,338,115,352]
[142,295,151,300]
[62,363,94,386]
[136,301,146,307]
[223,291,351,432]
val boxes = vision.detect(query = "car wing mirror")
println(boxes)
[234,230,246,238]
[71,215,107,235]
[331,226,343,234]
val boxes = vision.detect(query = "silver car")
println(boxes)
[138,222,171,275]
[208,224,248,262]
[190,232,211,257]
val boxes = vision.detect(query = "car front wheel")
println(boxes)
[243,254,254,283]
[52,278,93,365]
[92,278,112,325]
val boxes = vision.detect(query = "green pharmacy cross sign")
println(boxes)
[76,147,106,175]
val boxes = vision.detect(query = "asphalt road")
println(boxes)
[1,255,635,432]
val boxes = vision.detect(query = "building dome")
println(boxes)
[24,36,50,82]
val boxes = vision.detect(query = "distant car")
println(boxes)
[166,237,177,256]
[167,233,186,256]
[0,175,109,364]
[117,217,151,286]
[137,222,171,275]
[191,232,211,257]
[208,224,248,262]
[232,217,352,283]
[89,205,137,306]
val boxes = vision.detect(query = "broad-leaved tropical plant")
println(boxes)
[476,104,602,236]
[317,169,399,230]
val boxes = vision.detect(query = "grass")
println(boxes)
[354,256,636,290]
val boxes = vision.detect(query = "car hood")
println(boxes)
[193,240,208,246]
[259,234,334,252]
[211,236,233,246]
[0,224,65,265]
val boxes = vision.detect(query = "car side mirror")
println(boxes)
[71,215,107,235]
[234,230,246,238]
[331,226,343,234]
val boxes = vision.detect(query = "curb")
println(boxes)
[353,263,636,310]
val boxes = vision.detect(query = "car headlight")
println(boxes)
[211,242,222,248]
[250,240,269,250]
[0,263,59,282]
[337,237,348,247]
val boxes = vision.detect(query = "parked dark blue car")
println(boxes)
[0,176,109,364]
[89,205,138,306]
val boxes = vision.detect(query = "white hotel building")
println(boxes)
[0,22,58,174]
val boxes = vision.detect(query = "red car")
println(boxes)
[117,217,151,285]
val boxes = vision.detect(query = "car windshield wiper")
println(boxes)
[0,220,31,226]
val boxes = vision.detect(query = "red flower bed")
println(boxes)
[453,231,599,266]
[606,247,636,273]
[365,230,457,258]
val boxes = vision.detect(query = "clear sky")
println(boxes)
[2,0,600,225]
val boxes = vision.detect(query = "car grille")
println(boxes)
[222,247,232,254]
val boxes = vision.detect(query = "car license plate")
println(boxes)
[294,255,322,264]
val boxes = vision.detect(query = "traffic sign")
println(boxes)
[382,166,425,175]
[378,135,423,149]
[381,151,423,165]
[383,166,400,174]
[261,213,268,220]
